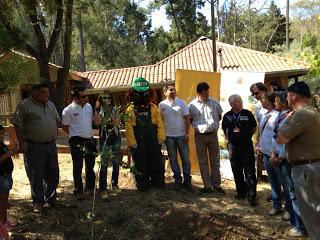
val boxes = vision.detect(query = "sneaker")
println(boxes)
[33,204,43,213]
[288,227,304,237]
[100,191,109,200]
[183,182,195,193]
[200,187,212,194]
[283,211,290,221]
[268,208,282,216]
[212,186,226,195]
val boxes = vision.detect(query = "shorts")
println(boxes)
[0,174,13,193]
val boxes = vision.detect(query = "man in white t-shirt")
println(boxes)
[158,84,193,192]
[62,86,97,200]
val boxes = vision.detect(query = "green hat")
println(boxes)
[131,77,150,92]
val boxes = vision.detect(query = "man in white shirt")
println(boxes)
[188,82,225,195]
[159,84,193,192]
[62,86,96,200]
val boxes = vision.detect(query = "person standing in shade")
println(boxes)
[95,92,122,200]
[188,82,225,195]
[62,86,97,200]
[11,83,60,213]
[277,82,320,239]
[159,84,193,192]
[222,95,257,206]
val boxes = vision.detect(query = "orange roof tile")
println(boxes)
[84,37,309,89]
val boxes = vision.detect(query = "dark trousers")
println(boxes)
[131,124,164,190]
[228,141,257,200]
[24,142,59,204]
[69,137,97,194]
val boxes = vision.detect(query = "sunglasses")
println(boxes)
[102,96,111,100]
[79,95,87,99]
[252,91,259,96]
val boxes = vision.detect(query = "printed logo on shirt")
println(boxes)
[240,116,249,121]
[72,112,80,118]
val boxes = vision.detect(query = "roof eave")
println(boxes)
[265,69,309,78]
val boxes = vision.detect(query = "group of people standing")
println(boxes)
[0,78,319,240]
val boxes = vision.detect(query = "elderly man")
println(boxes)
[222,94,257,206]
[158,84,193,192]
[11,83,60,213]
[188,82,224,194]
[277,81,320,239]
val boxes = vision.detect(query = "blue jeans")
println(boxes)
[278,161,306,233]
[99,137,121,191]
[165,136,191,184]
[262,154,282,209]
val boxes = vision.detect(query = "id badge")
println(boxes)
[233,127,240,133]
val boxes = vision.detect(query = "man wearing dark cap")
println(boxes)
[277,81,320,239]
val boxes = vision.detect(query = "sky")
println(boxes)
[138,0,298,31]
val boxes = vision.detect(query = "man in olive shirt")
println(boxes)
[277,82,320,239]
[11,83,60,213]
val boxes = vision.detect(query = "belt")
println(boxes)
[26,140,55,144]
[196,131,215,135]
[291,158,320,167]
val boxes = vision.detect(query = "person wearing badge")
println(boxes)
[222,94,258,206]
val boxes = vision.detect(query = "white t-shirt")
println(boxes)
[158,98,189,137]
[62,102,93,138]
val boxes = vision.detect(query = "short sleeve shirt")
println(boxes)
[62,102,93,138]
[222,109,257,144]
[279,105,320,164]
[188,97,223,133]
[10,97,60,142]
[158,98,189,137]
[0,142,13,175]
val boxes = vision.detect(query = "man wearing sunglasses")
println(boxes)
[62,86,97,200]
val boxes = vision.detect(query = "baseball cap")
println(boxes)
[288,81,311,98]
[131,77,150,92]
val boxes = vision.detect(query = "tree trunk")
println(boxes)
[38,55,51,86]
[77,14,86,72]
[56,0,73,115]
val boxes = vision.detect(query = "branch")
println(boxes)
[47,0,64,58]
[0,11,39,59]
[27,1,47,54]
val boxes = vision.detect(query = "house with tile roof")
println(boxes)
[83,36,309,105]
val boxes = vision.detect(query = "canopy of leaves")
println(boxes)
[0,53,39,92]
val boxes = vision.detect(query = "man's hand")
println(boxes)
[183,135,189,143]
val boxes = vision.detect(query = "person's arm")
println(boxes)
[276,131,289,144]
[61,125,70,134]
[184,115,190,142]
[11,103,27,153]
[0,149,18,164]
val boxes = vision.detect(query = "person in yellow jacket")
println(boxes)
[125,77,166,191]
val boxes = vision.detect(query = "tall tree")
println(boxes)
[0,0,64,85]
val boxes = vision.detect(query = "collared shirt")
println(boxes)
[62,102,93,138]
[158,97,189,137]
[11,96,60,142]
[271,109,290,157]
[259,109,278,156]
[188,96,223,133]
[279,105,320,164]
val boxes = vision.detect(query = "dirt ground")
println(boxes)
[7,154,308,240]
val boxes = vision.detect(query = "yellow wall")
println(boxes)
[175,69,221,172]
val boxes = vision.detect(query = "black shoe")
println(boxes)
[75,193,85,201]
[174,181,182,191]
[183,182,195,193]
[200,187,212,194]
[212,186,225,195]
[235,194,246,200]
[248,198,258,207]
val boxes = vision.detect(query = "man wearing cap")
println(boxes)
[277,81,320,239]
[125,77,166,191]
